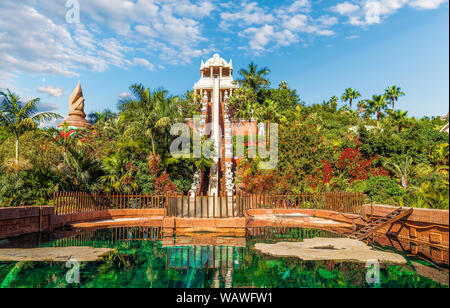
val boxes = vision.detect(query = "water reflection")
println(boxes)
[0,227,448,288]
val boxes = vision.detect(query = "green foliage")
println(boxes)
[0,168,61,206]
[0,72,448,209]
[0,90,61,163]
[364,176,406,204]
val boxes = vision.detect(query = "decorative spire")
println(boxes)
[69,81,85,113]
[58,82,91,129]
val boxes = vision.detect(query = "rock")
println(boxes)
[254,238,407,264]
[0,247,114,262]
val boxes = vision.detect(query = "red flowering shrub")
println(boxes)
[337,147,388,182]
[154,172,178,195]
[306,160,335,189]
[146,154,178,194]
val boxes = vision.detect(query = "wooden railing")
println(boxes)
[240,192,365,215]
[53,192,167,215]
[166,194,245,218]
[54,192,364,216]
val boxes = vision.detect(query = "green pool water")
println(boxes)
[0,227,448,288]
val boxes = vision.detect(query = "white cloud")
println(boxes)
[119,92,131,99]
[37,85,64,97]
[133,58,155,71]
[409,0,448,9]
[37,102,59,113]
[240,25,298,52]
[283,14,309,31]
[220,2,275,30]
[332,2,360,15]
[346,35,360,39]
[282,0,312,13]
[0,0,216,82]
[0,0,447,77]
[332,0,447,26]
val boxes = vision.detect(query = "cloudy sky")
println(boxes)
[0,0,448,121]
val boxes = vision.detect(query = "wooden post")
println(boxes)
[201,195,204,218]
[219,193,222,218]
[194,194,197,218]
[226,193,229,218]
[183,195,186,218]
[213,193,216,218]
[187,194,190,218]
[207,194,210,218]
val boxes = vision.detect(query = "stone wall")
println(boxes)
[1,207,165,239]
[0,206,54,239]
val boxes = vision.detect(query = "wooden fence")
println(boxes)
[166,194,246,218]
[54,192,364,217]
[53,192,167,215]
[240,192,365,215]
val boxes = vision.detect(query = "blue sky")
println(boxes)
[0,0,448,124]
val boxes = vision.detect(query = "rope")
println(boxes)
[403,222,449,230]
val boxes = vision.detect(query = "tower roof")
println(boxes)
[201,54,232,69]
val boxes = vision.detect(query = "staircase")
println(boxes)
[350,207,413,240]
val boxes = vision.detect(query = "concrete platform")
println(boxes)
[0,246,114,262]
[255,238,407,264]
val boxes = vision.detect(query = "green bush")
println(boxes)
[364,176,405,204]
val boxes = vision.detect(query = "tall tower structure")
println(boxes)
[192,54,239,196]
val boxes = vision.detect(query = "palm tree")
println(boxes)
[0,90,61,164]
[342,88,361,109]
[388,109,410,132]
[119,84,177,154]
[62,146,103,191]
[262,99,282,140]
[384,157,413,189]
[357,100,367,114]
[328,96,339,110]
[100,152,138,193]
[366,94,388,128]
[236,100,260,147]
[235,62,271,92]
[88,109,115,125]
[385,86,405,111]
[278,81,288,90]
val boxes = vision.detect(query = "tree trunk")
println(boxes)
[401,176,407,189]
[377,111,380,128]
[150,131,156,154]
[15,135,19,165]
[392,97,395,111]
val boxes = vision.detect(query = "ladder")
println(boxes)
[350,207,413,240]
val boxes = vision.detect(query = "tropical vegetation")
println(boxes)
[0,63,448,209]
